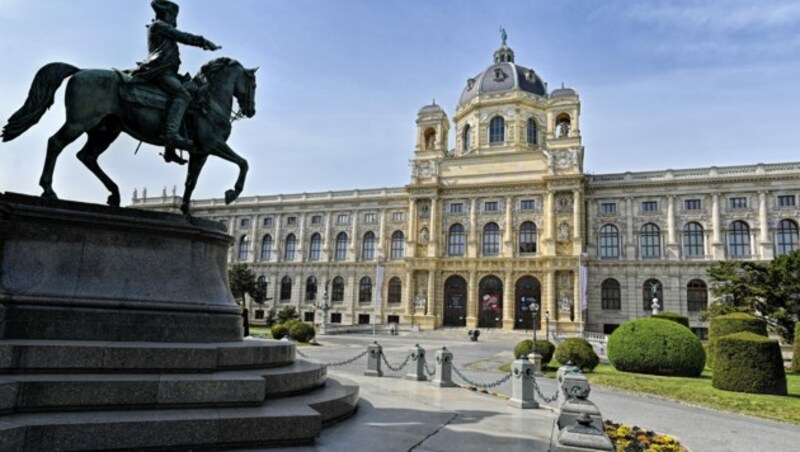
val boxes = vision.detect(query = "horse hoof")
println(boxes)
[225,189,237,205]
[107,194,121,207]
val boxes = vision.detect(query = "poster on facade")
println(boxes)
[481,294,501,313]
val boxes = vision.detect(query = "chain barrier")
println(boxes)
[295,348,310,359]
[530,377,560,403]
[380,351,411,372]
[421,357,436,377]
[296,347,369,368]
[451,364,513,390]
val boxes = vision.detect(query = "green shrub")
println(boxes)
[707,313,768,367]
[271,324,289,340]
[607,318,705,377]
[652,312,690,328]
[792,322,800,373]
[513,339,555,365]
[283,319,302,332]
[712,332,787,395]
[277,306,300,324]
[555,337,599,372]
[289,322,316,343]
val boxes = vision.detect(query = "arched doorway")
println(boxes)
[515,276,541,330]
[478,276,503,328]
[443,275,467,327]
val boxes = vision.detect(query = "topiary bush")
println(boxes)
[283,319,302,332]
[555,337,599,372]
[289,322,316,343]
[513,339,555,365]
[607,318,705,377]
[792,322,800,373]
[271,324,289,340]
[652,312,690,329]
[712,332,787,395]
[707,313,768,367]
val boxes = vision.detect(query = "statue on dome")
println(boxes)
[500,27,508,46]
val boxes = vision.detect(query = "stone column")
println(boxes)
[503,270,514,330]
[504,196,514,257]
[468,198,478,258]
[404,269,414,316]
[427,270,436,318]
[467,270,478,328]
[407,199,417,258]
[573,189,582,255]
[572,270,581,325]
[759,191,774,259]
[625,198,635,259]
[429,197,439,257]
[711,193,724,259]
[322,212,332,261]
[377,209,386,258]
[274,214,283,262]
[349,210,358,261]
[296,213,307,261]
[666,196,678,260]
[544,191,555,254]
[545,270,557,323]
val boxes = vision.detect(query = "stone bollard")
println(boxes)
[552,413,613,451]
[406,344,427,382]
[556,368,603,431]
[509,356,538,409]
[431,347,455,387]
[364,341,383,377]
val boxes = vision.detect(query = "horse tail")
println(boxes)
[1,62,80,142]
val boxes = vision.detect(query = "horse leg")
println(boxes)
[75,119,123,207]
[181,154,208,216]
[39,122,85,199]
[209,142,249,205]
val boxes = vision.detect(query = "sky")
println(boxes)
[1,0,799,206]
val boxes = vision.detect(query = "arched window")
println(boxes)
[284,234,296,261]
[305,276,318,301]
[256,275,267,298]
[362,231,376,261]
[601,279,621,310]
[388,277,402,303]
[448,223,466,256]
[482,223,501,256]
[260,234,273,261]
[335,232,349,261]
[776,219,799,256]
[424,127,436,150]
[237,235,250,261]
[462,124,471,151]
[640,223,661,259]
[308,233,322,261]
[391,231,405,260]
[642,279,663,311]
[526,118,538,145]
[359,277,372,303]
[280,276,292,301]
[728,221,751,258]
[489,116,505,144]
[332,276,345,302]
[687,279,708,312]
[599,224,620,259]
[683,222,704,257]
[519,221,538,254]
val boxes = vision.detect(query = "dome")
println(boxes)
[458,43,547,107]
[418,101,446,116]
[550,86,576,98]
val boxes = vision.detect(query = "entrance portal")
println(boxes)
[443,275,467,327]
[515,276,541,330]
[478,275,503,328]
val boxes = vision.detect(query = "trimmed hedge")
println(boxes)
[271,324,289,340]
[792,322,800,373]
[607,318,705,377]
[514,339,555,365]
[289,322,316,343]
[712,332,787,395]
[652,312,690,329]
[707,313,767,367]
[555,337,599,372]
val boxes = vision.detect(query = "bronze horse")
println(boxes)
[1,57,257,215]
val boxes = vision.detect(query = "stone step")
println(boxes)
[0,360,327,413]
[0,338,295,374]
[0,376,360,451]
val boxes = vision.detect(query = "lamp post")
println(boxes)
[530,300,542,375]
[545,310,551,342]
[318,278,331,335]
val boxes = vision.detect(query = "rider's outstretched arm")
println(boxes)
[152,22,219,51]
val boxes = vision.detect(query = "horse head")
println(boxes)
[198,58,258,119]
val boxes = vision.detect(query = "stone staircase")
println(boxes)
[0,339,359,450]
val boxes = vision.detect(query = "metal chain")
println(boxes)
[530,377,560,403]
[297,348,369,368]
[421,357,436,377]
[381,351,411,372]
[451,365,513,389]
[295,348,310,359]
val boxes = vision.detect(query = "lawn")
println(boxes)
[500,362,800,425]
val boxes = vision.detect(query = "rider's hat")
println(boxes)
[151,0,179,17]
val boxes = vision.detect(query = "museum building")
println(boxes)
[134,39,800,337]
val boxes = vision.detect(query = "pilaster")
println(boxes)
[467,270,478,328]
[759,191,774,260]
[468,198,478,258]
[503,270,514,330]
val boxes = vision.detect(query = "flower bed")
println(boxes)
[604,420,687,452]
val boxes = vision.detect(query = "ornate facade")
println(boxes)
[134,39,800,336]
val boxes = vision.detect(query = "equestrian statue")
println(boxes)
[1,0,258,216]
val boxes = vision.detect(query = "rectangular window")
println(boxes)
[358,314,370,325]
[520,199,536,211]
[691,327,708,341]
[484,201,499,212]
[387,315,400,324]
[263,217,273,227]
[600,203,617,214]
[684,199,701,211]
[254,310,265,320]
[239,217,251,228]
[304,312,315,322]
[603,324,620,335]
[450,203,464,213]
[337,214,350,225]
[729,197,747,209]
[364,213,377,224]
[392,212,405,222]
[287,216,297,226]
[330,313,342,324]
[311,215,323,225]
[778,195,796,207]
[641,201,658,212]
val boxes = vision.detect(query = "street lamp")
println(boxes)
[317,278,331,335]
[531,301,540,353]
